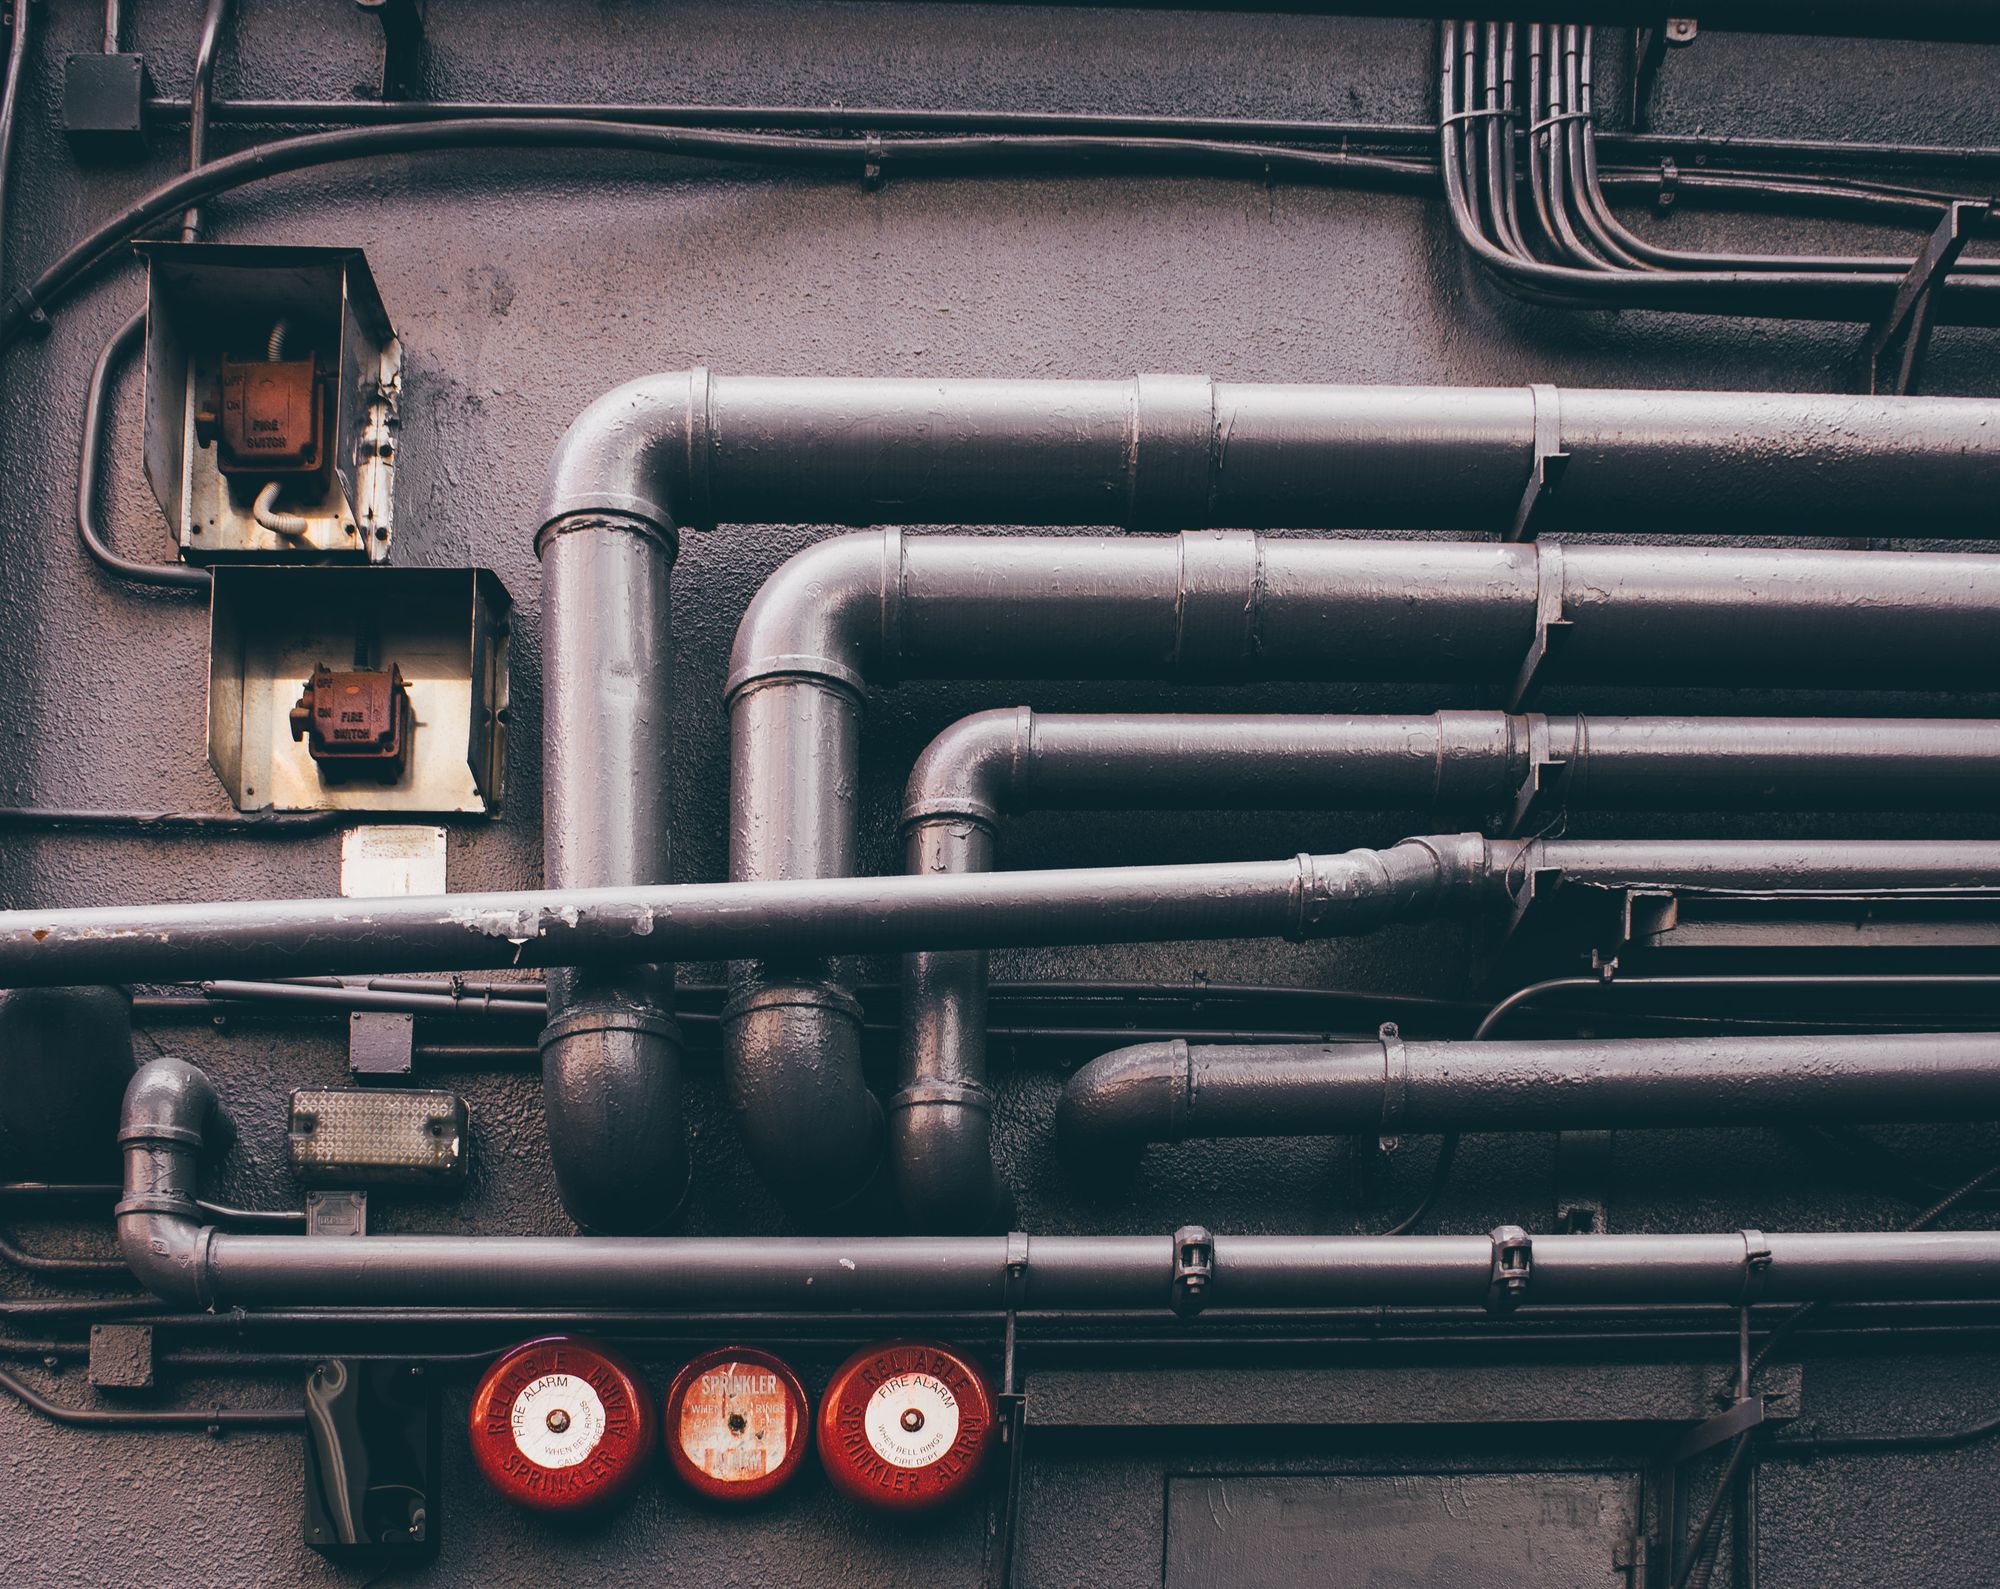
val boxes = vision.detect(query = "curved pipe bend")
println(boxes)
[115,1056,229,1308]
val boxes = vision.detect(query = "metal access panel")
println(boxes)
[1163,1470,1640,1589]
[207,567,509,814]
[139,243,402,562]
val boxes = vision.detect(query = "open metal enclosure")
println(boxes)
[2,2,2000,1586]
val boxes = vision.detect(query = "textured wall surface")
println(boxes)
[1,3,1998,1584]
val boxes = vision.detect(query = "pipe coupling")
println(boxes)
[887,1079,996,1117]
[536,1005,682,1053]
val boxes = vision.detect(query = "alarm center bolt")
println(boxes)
[901,1407,925,1433]
[546,1409,571,1434]
[727,1412,747,1435]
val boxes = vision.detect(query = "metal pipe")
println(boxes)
[111,1056,2000,1314]
[180,0,233,241]
[0,836,1482,988]
[531,372,2000,1224]
[723,529,2000,1218]
[898,710,2000,1226]
[6,837,1998,988]
[543,373,2000,539]
[536,513,686,1233]
[1058,1032,2000,1163]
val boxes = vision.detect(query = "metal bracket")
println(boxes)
[1171,1224,1214,1317]
[1503,713,1571,838]
[1738,1228,1773,1306]
[1655,156,1679,215]
[1503,542,1572,710]
[1670,1393,1767,1463]
[1378,1022,1408,1136]
[987,1233,1031,1589]
[1630,22,1697,136]
[1554,1128,1614,1233]
[1866,198,1996,396]
[1503,384,1570,543]
[1485,1224,1532,1312]
[354,0,427,100]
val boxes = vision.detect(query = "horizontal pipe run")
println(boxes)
[1059,1032,2000,1155]
[720,523,2000,1219]
[15,837,2000,988]
[108,1062,2000,1314]
[899,709,2000,1226]
[179,1230,2000,1311]
[545,374,2000,539]
[903,709,2000,824]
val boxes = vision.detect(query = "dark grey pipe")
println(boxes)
[900,710,2000,1228]
[536,512,687,1234]
[536,372,2000,1223]
[0,837,1480,988]
[5,836,1998,988]
[1059,1032,2000,1166]
[542,373,2000,540]
[111,1059,2000,1313]
[730,530,2000,1221]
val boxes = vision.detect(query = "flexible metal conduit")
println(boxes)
[535,370,2000,1226]
[898,711,2000,1228]
[115,1059,2000,1312]
[1058,1032,2000,1167]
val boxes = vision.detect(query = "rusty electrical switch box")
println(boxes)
[213,355,326,476]
[290,664,415,780]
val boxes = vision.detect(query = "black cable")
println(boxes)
[75,309,212,590]
[0,1365,299,1429]
[0,119,1433,350]
[0,1231,130,1280]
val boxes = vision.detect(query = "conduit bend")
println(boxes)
[537,370,2000,1226]
[111,1059,2000,1314]
[897,710,2000,1228]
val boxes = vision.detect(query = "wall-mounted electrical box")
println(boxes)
[208,567,509,815]
[140,243,402,562]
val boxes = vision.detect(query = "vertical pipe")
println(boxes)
[537,513,686,1233]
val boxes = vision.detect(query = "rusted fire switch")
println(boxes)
[290,664,415,781]
[217,354,324,475]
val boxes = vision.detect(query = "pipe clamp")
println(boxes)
[1739,1229,1774,1305]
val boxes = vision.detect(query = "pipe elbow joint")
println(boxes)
[721,982,886,1221]
[902,707,1031,831]
[886,1080,1014,1233]
[540,1005,689,1234]
[116,1057,226,1308]
[1058,1040,1192,1155]
[539,368,710,533]
[725,530,897,701]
